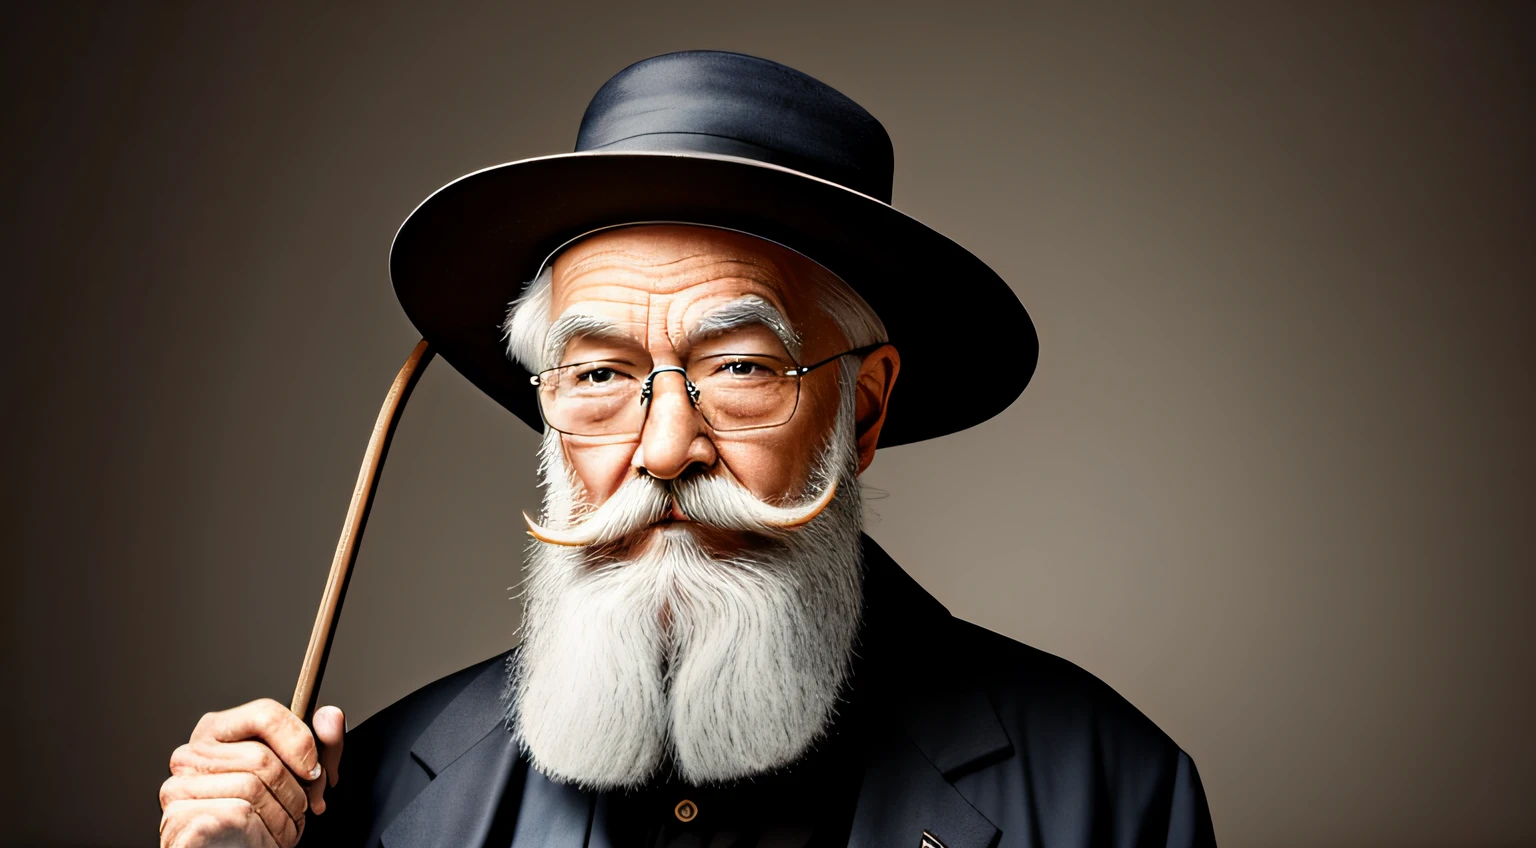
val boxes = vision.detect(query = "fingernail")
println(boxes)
[309,764,323,780]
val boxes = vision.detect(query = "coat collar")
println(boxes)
[378,534,1012,848]
[848,535,1010,848]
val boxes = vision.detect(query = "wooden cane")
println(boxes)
[289,339,435,720]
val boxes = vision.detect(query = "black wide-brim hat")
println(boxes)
[390,50,1036,448]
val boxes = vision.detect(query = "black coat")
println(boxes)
[299,536,1216,847]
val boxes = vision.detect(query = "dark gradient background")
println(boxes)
[2,2,1532,846]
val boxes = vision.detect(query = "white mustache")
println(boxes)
[522,464,838,547]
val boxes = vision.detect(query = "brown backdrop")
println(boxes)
[3,2,1532,846]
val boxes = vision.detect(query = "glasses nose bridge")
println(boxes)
[640,364,702,407]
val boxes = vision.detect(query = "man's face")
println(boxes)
[546,224,857,518]
[511,224,899,790]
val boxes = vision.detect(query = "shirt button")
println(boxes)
[674,799,698,822]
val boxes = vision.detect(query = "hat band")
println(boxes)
[585,131,892,203]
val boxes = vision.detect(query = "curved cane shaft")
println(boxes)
[290,340,435,720]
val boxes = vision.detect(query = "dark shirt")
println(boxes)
[588,741,865,848]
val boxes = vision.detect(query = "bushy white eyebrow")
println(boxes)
[687,296,801,359]
[543,311,633,369]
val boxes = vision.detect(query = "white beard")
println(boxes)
[506,368,865,790]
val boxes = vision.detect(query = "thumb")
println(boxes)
[313,705,346,788]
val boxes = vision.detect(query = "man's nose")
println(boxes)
[633,370,717,480]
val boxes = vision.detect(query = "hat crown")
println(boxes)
[576,50,896,203]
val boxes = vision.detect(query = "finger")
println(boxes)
[161,797,243,847]
[159,773,297,847]
[161,798,281,848]
[306,772,326,817]
[194,699,322,782]
[313,705,346,789]
[168,740,309,825]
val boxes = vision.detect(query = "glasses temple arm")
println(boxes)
[788,342,889,376]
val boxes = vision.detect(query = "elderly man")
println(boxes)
[158,51,1215,848]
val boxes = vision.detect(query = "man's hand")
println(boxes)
[158,701,345,848]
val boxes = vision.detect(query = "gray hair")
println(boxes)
[500,254,887,374]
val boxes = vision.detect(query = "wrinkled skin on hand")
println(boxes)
[159,700,344,848]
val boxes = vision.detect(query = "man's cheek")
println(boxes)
[563,440,638,504]
[718,442,811,503]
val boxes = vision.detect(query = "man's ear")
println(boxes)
[852,344,901,475]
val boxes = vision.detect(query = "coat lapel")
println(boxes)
[849,735,1000,848]
[507,766,595,847]
[377,656,525,847]
[848,536,1012,848]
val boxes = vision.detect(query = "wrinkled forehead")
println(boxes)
[546,225,823,342]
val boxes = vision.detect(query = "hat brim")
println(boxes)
[389,151,1036,448]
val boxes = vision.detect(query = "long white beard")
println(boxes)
[507,369,865,790]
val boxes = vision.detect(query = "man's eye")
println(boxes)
[577,367,619,383]
[720,361,767,377]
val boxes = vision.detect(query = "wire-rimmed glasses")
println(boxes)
[530,344,884,437]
